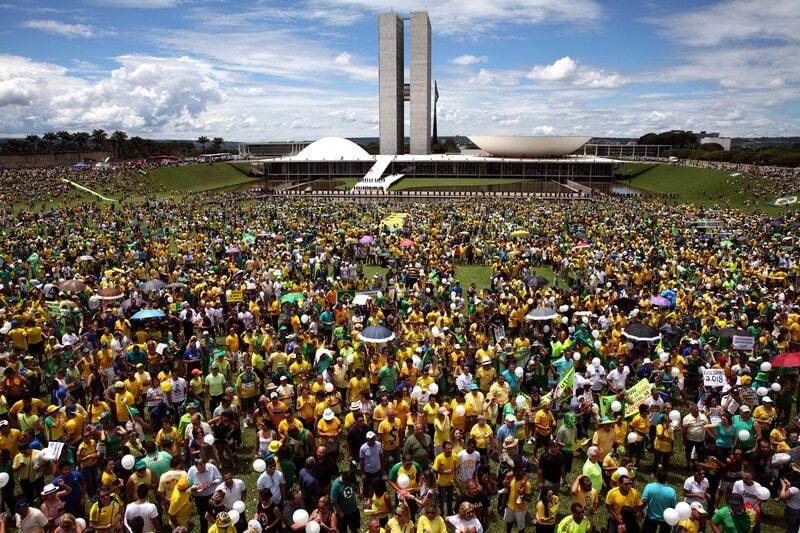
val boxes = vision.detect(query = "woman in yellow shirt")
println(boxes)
[371,479,392,527]
[535,487,560,533]
[653,418,674,471]
[385,505,414,533]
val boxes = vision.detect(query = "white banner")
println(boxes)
[703,368,727,387]
[732,335,755,351]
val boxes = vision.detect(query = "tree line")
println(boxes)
[0,130,231,159]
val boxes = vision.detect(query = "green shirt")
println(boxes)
[330,476,359,515]
[379,365,397,392]
[205,373,226,396]
[711,506,755,533]
[556,515,590,533]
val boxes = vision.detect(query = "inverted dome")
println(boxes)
[294,137,373,161]
[468,135,591,157]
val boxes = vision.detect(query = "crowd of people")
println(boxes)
[0,181,797,533]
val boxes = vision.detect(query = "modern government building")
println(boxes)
[242,11,664,189]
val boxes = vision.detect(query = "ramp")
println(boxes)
[352,155,394,191]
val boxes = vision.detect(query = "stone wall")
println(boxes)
[0,151,113,169]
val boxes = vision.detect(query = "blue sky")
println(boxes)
[0,0,797,141]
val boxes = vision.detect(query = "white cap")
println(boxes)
[323,408,335,421]
[762,396,773,403]
[366,431,377,439]
[643,358,651,364]
[505,414,516,422]
[740,405,751,412]
[690,503,707,514]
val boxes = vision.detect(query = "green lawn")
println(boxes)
[145,163,261,193]
[363,264,562,292]
[613,163,658,178]
[335,178,360,190]
[389,178,528,191]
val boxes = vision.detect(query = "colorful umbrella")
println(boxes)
[59,279,86,292]
[771,353,800,368]
[97,288,124,300]
[510,229,529,238]
[650,296,671,307]
[359,235,374,244]
[400,239,416,248]
[226,246,241,254]
[280,292,304,304]
[140,279,167,293]
[573,241,591,249]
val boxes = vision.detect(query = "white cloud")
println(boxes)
[22,19,96,38]
[452,55,487,66]
[531,125,556,135]
[90,0,179,8]
[527,56,577,81]
[526,56,626,88]
[312,0,603,34]
[334,53,352,65]
[0,54,223,134]
[653,0,799,47]
[469,68,521,87]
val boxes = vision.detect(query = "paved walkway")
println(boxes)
[258,188,595,201]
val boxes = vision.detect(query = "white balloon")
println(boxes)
[324,382,334,393]
[573,352,581,361]
[757,387,768,397]
[756,486,771,501]
[293,509,309,527]
[0,472,9,488]
[301,314,309,324]
[627,432,638,444]
[663,508,680,526]
[514,367,524,378]
[121,454,136,470]
[228,509,240,525]
[428,383,439,395]
[306,521,321,533]
[455,405,466,417]
[204,434,215,446]
[676,502,692,521]
[671,367,680,377]
[233,500,246,513]
[616,467,629,478]
[543,325,550,333]
[670,420,680,429]
[253,459,267,473]
[738,430,751,442]
[76,518,86,529]
[397,473,410,489]
[669,410,681,422]
[659,353,669,363]
[594,340,602,350]
[592,358,601,367]
[772,383,781,392]
[411,386,423,399]
[346,354,354,365]
[773,453,792,466]
[592,330,600,339]
[761,362,772,372]
[561,316,569,324]
[516,395,526,409]
[611,401,622,413]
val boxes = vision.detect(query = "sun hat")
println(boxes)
[503,435,518,449]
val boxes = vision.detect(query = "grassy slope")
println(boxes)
[624,165,754,207]
[389,178,527,191]
[145,163,261,193]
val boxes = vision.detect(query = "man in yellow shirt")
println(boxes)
[378,409,403,465]
[347,368,369,404]
[503,463,533,532]
[111,381,135,424]
[604,475,643,533]
[629,404,650,468]
[0,420,22,457]
[533,403,556,454]
[476,359,497,392]
[316,408,342,459]
[432,441,459,516]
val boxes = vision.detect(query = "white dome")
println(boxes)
[294,137,373,161]
[468,135,591,157]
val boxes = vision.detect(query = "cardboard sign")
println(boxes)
[227,290,244,303]
[598,378,654,418]
[732,335,755,351]
[703,368,727,387]
[541,367,575,404]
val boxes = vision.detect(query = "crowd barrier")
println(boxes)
[257,188,594,201]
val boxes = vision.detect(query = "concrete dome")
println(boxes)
[294,137,373,161]
[468,135,591,157]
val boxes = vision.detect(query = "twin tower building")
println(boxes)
[379,11,432,156]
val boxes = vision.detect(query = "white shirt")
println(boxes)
[455,372,474,393]
[184,421,213,440]
[645,396,665,424]
[61,332,79,346]
[446,515,484,533]
[607,367,630,391]
[732,480,762,507]
[683,476,710,504]
[170,377,187,403]
[16,507,48,533]
[457,449,481,483]
[586,364,606,390]
[256,470,285,504]
[216,478,247,508]
[124,501,159,533]
[187,463,222,497]
[682,412,710,442]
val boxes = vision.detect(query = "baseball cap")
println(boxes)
[280,375,288,381]
[270,392,278,399]
[690,503,707,514]
[366,431,376,439]
[114,381,125,388]
[469,383,479,390]
[739,405,751,413]
[763,397,773,403]
[728,493,744,506]
[505,414,516,422]
[0,420,9,427]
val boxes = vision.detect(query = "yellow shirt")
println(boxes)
[0,428,22,457]
[604,487,642,517]
[489,382,511,406]
[534,409,556,436]
[316,417,342,437]
[469,423,494,449]
[432,452,459,487]
[535,496,560,525]
[678,518,700,533]
[654,424,674,453]
[115,391,135,421]
[378,418,403,451]
[630,414,649,441]
[508,475,533,512]
[416,515,446,533]
[423,402,439,424]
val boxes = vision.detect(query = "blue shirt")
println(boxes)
[53,471,83,506]
[359,441,383,474]
[501,370,518,394]
[496,421,525,446]
[642,482,677,521]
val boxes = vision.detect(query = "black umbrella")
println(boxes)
[358,326,395,344]
[612,297,637,314]
[527,276,549,289]
[714,327,750,339]
[623,323,660,343]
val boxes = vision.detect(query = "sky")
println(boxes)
[0,0,798,141]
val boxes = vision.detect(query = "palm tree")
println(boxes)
[91,129,108,149]
[73,132,90,160]
[110,130,128,159]
[212,137,224,152]
[25,135,40,153]
[43,132,57,154]
[197,136,209,152]
[56,131,72,147]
